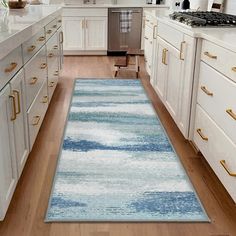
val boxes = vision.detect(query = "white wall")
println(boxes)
[224,0,236,14]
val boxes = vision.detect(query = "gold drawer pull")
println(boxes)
[40,63,47,69]
[180,41,186,61]
[41,95,48,104]
[38,36,45,41]
[52,24,57,29]
[197,128,208,141]
[232,67,236,72]
[9,95,17,121]
[49,81,55,87]
[146,19,150,22]
[162,48,168,65]
[54,70,59,76]
[226,109,236,120]
[58,19,62,23]
[5,62,17,73]
[32,116,41,126]
[201,86,213,96]
[13,90,21,115]
[59,31,64,44]
[27,45,36,52]
[47,30,52,34]
[204,51,217,59]
[48,53,54,58]
[220,160,236,177]
[144,36,149,40]
[30,77,38,85]
[53,45,58,49]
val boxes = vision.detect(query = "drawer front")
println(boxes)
[27,80,49,150]
[0,46,23,91]
[22,29,46,63]
[158,22,184,50]
[45,19,58,41]
[145,13,157,29]
[57,16,62,29]
[198,62,236,144]
[193,105,236,202]
[201,40,236,83]
[63,8,108,17]
[24,46,47,110]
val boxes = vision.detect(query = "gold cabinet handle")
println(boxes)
[197,128,208,141]
[82,19,85,29]
[226,109,236,120]
[53,45,58,49]
[38,36,45,42]
[54,70,59,76]
[40,63,47,69]
[13,90,21,115]
[32,115,41,126]
[58,19,62,23]
[49,81,55,87]
[145,19,150,22]
[52,24,57,29]
[59,31,64,44]
[144,36,149,40]
[9,95,17,121]
[204,51,217,59]
[232,67,236,72]
[47,29,52,34]
[201,86,213,96]
[180,41,186,61]
[41,95,48,104]
[5,62,17,73]
[153,25,157,39]
[220,160,236,177]
[48,53,54,58]
[27,45,36,52]
[30,77,38,85]
[162,48,168,65]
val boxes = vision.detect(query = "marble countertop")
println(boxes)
[0,5,62,60]
[145,8,236,53]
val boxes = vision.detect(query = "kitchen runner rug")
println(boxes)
[46,79,209,222]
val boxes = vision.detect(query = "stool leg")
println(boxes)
[135,56,139,79]
[114,67,119,77]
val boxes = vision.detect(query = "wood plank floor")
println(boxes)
[0,56,236,236]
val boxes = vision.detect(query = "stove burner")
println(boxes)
[169,11,236,27]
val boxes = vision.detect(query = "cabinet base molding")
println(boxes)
[63,50,107,56]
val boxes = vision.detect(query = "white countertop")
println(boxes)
[0,5,62,60]
[63,4,169,8]
[145,9,236,53]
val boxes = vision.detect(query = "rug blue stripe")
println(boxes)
[46,79,209,222]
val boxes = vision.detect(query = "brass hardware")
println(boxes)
[162,48,168,65]
[201,86,213,96]
[47,29,52,34]
[180,41,186,60]
[144,36,149,40]
[53,45,58,49]
[145,19,150,22]
[153,25,157,39]
[48,53,54,58]
[204,51,217,59]
[54,70,59,76]
[40,63,47,69]
[49,81,55,87]
[13,90,21,115]
[32,116,41,126]
[58,19,62,23]
[59,31,64,44]
[220,160,236,177]
[226,109,236,120]
[197,128,208,141]
[41,95,48,104]
[9,95,17,121]
[5,62,17,73]
[27,45,36,52]
[232,67,236,72]
[52,24,57,29]
[30,77,38,85]
[38,36,45,41]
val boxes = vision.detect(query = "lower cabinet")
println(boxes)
[0,69,29,220]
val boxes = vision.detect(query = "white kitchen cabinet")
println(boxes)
[0,84,18,221]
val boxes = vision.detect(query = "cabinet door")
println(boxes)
[154,38,168,103]
[62,17,84,51]
[85,17,108,50]
[0,85,18,220]
[165,43,183,124]
[10,70,29,177]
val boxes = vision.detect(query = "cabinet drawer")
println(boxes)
[45,19,58,41]
[197,62,236,144]
[193,105,236,202]
[63,8,108,17]
[0,46,22,91]
[57,16,62,29]
[201,40,236,83]
[144,13,157,29]
[158,22,184,50]
[22,29,46,64]
[24,46,47,110]
[27,80,48,150]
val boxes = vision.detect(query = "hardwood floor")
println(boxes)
[0,56,236,236]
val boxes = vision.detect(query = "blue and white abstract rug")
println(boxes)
[46,79,209,222]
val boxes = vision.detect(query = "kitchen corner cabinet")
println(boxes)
[62,8,108,55]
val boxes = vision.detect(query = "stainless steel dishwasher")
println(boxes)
[108,8,143,55]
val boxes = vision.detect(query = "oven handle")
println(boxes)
[111,10,142,13]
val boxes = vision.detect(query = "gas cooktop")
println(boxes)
[169,11,236,27]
